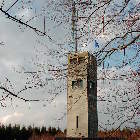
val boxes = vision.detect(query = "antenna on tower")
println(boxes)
[72,1,78,52]
[44,16,46,34]
[71,0,93,53]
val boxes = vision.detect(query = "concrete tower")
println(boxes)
[67,51,98,138]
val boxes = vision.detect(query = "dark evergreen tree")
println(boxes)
[41,126,47,134]
[51,127,57,136]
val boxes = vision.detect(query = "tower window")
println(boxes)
[89,82,93,89]
[70,58,77,64]
[72,81,77,89]
[78,79,83,88]
[76,116,79,128]
[78,57,85,63]
[72,79,83,89]
[89,81,95,89]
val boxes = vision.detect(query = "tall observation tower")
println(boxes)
[67,52,98,138]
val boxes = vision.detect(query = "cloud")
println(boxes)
[0,112,23,124]
[0,58,20,70]
[17,8,33,21]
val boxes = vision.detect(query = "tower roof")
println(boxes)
[68,51,96,65]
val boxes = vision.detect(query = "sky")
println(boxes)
[0,0,139,130]
[0,12,67,129]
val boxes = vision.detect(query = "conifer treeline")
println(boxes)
[0,124,139,140]
[0,124,64,140]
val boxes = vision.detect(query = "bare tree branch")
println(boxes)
[0,7,53,41]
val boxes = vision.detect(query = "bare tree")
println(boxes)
[0,0,139,135]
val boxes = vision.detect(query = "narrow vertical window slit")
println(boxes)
[76,116,79,128]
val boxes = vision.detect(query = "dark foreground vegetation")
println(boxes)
[0,124,139,140]
[0,124,64,140]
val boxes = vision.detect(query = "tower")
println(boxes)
[67,51,98,138]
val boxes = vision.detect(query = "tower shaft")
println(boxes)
[67,52,98,138]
